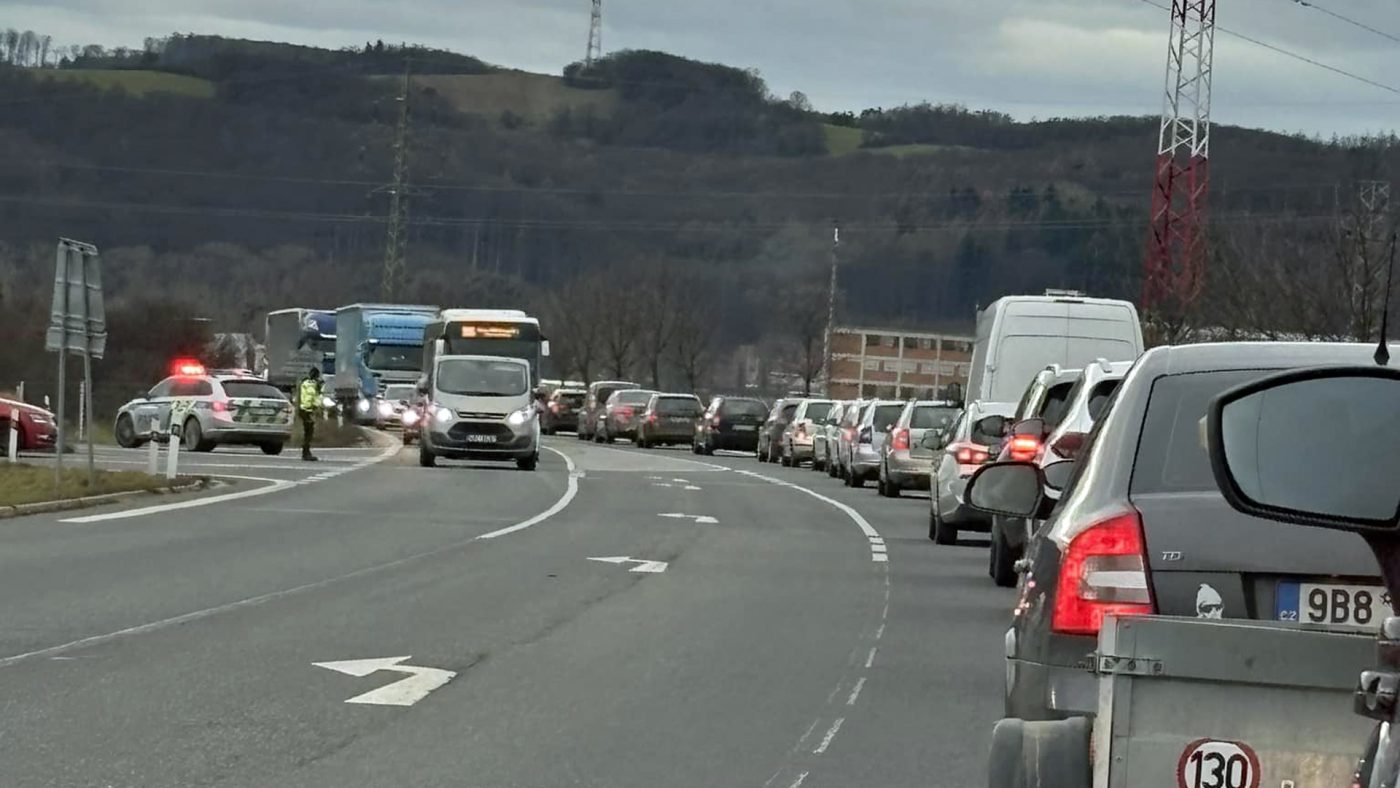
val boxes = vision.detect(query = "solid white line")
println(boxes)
[6,447,581,666]
[875,623,886,640]
[865,647,877,668]
[787,772,810,788]
[475,448,577,540]
[846,676,866,706]
[813,717,845,754]
[733,469,879,539]
[60,478,295,523]
[797,718,822,746]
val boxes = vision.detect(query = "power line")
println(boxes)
[1136,0,1400,95]
[1286,0,1400,45]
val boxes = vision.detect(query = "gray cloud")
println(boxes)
[3,0,1397,134]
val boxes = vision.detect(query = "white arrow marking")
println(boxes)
[659,513,718,524]
[587,556,669,573]
[651,482,675,488]
[313,655,457,706]
[671,478,689,483]
[684,485,702,491]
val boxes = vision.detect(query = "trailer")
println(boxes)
[990,614,1374,788]
[333,304,439,420]
[264,308,335,392]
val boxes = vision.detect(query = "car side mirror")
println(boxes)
[965,462,1044,519]
[975,414,1008,438]
[1043,459,1075,493]
[1050,431,1086,458]
[1208,365,1400,532]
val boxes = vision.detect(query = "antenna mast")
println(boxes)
[586,0,603,68]
[381,58,412,301]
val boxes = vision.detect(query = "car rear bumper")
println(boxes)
[887,453,933,485]
[643,428,693,442]
[710,431,759,450]
[545,414,579,429]
[1004,657,1097,720]
[207,425,292,442]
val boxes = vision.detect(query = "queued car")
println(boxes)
[694,396,769,454]
[400,395,425,445]
[832,400,871,479]
[926,400,1015,543]
[596,388,657,443]
[987,359,1132,586]
[636,394,704,449]
[843,399,907,488]
[577,380,637,441]
[374,383,417,428]
[757,399,797,463]
[875,399,960,497]
[968,341,1384,729]
[779,398,835,467]
[114,364,293,454]
[0,397,56,452]
[541,388,586,435]
[811,400,852,473]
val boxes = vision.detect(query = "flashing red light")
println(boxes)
[171,359,206,377]
[1051,512,1154,635]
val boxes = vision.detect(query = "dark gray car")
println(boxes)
[995,342,1382,726]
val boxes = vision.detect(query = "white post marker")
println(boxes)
[587,556,669,573]
[165,430,180,481]
[147,420,160,475]
[312,656,456,707]
[658,512,719,524]
[7,408,17,463]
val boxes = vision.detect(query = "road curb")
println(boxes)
[0,477,211,520]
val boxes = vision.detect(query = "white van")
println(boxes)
[965,294,1143,405]
[417,354,540,471]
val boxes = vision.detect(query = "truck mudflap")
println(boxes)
[1093,614,1374,788]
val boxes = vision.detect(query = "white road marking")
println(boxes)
[871,553,888,563]
[683,485,702,491]
[846,676,866,706]
[881,601,889,620]
[870,543,887,553]
[875,623,886,640]
[670,478,689,483]
[474,448,577,540]
[797,718,821,746]
[865,647,877,668]
[733,469,881,544]
[312,655,456,707]
[658,512,718,524]
[787,772,810,788]
[587,556,668,573]
[3,448,582,667]
[813,717,845,754]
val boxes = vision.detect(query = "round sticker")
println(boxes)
[1177,738,1261,788]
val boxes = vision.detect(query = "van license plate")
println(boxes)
[1276,582,1389,630]
[733,425,756,432]
[465,435,497,444]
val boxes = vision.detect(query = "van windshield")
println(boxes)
[991,336,1137,401]
[436,359,528,397]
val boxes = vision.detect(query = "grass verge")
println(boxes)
[0,464,190,507]
[291,418,381,448]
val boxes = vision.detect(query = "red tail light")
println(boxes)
[549,402,562,413]
[712,415,722,427]
[648,412,657,424]
[1008,436,1040,462]
[892,428,910,450]
[615,406,634,419]
[211,401,229,413]
[1051,511,1154,636]
[843,427,856,441]
[951,441,990,465]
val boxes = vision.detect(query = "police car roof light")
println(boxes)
[172,359,206,377]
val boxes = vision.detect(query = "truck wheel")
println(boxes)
[418,442,437,468]
[260,442,284,456]
[987,717,1091,788]
[517,453,538,471]
[115,415,141,448]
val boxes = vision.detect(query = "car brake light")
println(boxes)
[892,428,910,450]
[211,401,229,413]
[171,358,205,377]
[952,442,990,465]
[648,412,657,424]
[1008,436,1040,462]
[1052,512,1154,636]
[616,406,633,419]
[549,402,561,413]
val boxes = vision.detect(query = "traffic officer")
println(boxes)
[298,367,323,462]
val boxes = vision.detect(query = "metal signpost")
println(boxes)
[44,239,106,489]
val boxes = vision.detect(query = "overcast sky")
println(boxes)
[3,0,1398,135]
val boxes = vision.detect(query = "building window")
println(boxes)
[863,359,880,371]
[882,335,896,348]
[866,334,882,347]
[919,337,934,350]
[902,336,917,349]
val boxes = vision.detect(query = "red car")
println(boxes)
[0,397,57,451]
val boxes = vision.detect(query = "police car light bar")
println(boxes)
[172,359,206,377]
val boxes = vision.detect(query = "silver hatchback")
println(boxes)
[876,400,960,497]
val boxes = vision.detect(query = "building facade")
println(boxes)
[827,326,974,400]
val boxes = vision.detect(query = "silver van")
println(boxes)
[417,355,540,471]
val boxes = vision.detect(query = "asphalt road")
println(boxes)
[0,435,1014,787]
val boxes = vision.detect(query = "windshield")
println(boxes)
[220,381,285,400]
[911,406,958,430]
[615,391,654,405]
[803,402,833,421]
[435,359,529,397]
[365,344,423,372]
[556,392,585,406]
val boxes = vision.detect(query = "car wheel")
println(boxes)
[704,442,715,456]
[850,467,865,488]
[989,520,1018,587]
[885,469,901,498]
[517,453,538,471]
[418,441,437,468]
[115,414,140,448]
[932,502,957,545]
[780,444,792,467]
[260,442,284,456]
[183,418,215,452]
[828,457,839,478]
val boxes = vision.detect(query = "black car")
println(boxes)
[541,388,585,434]
[694,396,769,454]
[977,342,1381,728]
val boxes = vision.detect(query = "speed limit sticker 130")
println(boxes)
[1177,739,1261,788]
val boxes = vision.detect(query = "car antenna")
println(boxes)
[1377,232,1396,367]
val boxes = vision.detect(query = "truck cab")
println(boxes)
[417,354,540,471]
[333,304,439,421]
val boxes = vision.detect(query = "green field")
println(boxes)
[412,71,620,125]
[862,143,970,158]
[38,69,215,98]
[822,123,863,155]
[0,464,185,507]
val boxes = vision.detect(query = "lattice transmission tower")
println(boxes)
[586,0,603,68]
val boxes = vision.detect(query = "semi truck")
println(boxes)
[333,304,439,421]
[264,308,336,392]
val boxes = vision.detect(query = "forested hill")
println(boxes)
[0,31,1393,350]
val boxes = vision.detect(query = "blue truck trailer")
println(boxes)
[332,303,439,422]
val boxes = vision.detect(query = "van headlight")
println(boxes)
[434,406,454,423]
[356,398,371,414]
[402,409,420,426]
[506,407,534,427]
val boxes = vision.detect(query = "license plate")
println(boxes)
[1276,581,1389,630]
[733,425,756,432]
[465,434,497,444]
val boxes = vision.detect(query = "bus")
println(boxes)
[422,309,550,384]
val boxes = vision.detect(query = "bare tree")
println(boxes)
[39,35,51,67]
[635,269,679,389]
[781,281,829,395]
[541,274,605,385]
[17,30,35,66]
[671,286,717,392]
[3,30,18,65]
[599,269,642,379]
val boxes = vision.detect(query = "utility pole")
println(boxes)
[381,58,412,301]
[585,0,603,68]
[821,222,840,396]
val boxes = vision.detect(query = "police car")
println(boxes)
[113,361,294,454]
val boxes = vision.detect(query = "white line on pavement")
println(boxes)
[732,469,883,562]
[845,676,866,706]
[812,718,844,754]
[475,448,577,540]
[865,647,877,668]
[787,772,809,788]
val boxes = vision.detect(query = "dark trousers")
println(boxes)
[300,410,316,456]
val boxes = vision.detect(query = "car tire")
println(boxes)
[780,446,792,467]
[517,453,538,471]
[260,442,284,456]
[183,418,214,452]
[850,467,865,488]
[931,501,957,545]
[115,414,140,448]
[703,442,715,456]
[418,442,437,468]
[402,432,413,446]
[828,458,839,478]
[990,520,1019,587]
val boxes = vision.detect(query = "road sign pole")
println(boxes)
[53,330,66,487]
[82,351,95,486]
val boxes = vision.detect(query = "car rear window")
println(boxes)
[871,405,904,430]
[780,404,797,420]
[558,392,585,406]
[656,397,701,415]
[911,406,958,430]
[596,386,629,403]
[1086,380,1121,421]
[616,390,653,404]
[804,402,833,421]
[1041,381,1076,427]
[1130,370,1266,494]
[721,400,768,417]
[221,381,285,400]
